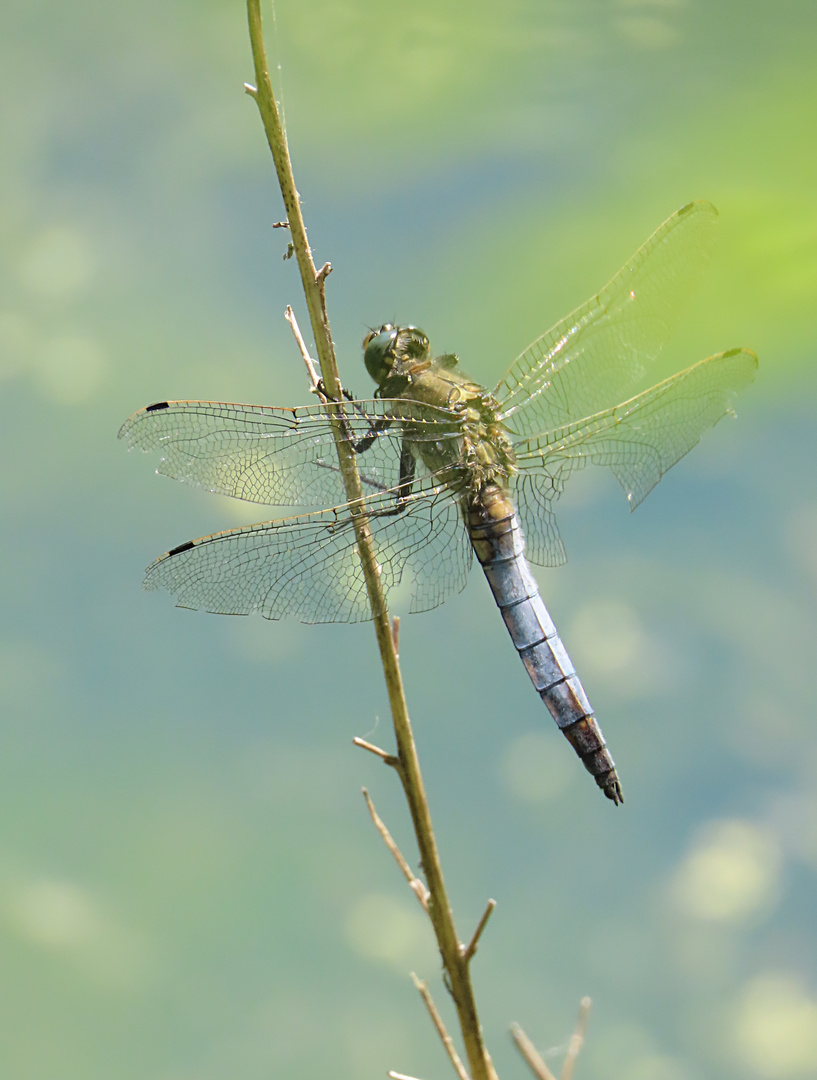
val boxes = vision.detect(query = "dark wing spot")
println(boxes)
[167,540,196,556]
[146,401,171,412]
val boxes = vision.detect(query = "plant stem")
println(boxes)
[245,3,497,1078]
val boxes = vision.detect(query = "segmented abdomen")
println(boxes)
[467,485,623,805]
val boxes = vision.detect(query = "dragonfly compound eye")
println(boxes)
[363,324,399,385]
[394,326,430,362]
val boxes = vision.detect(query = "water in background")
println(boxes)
[0,2,815,1078]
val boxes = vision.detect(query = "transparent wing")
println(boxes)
[119,398,463,507]
[494,201,720,437]
[143,476,473,623]
[512,348,758,566]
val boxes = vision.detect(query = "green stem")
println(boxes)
[245,4,497,1079]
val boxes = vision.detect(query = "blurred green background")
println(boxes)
[1,1,816,1078]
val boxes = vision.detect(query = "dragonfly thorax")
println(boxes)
[363,324,518,495]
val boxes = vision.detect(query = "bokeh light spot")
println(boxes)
[7,879,99,950]
[4,877,151,989]
[33,334,107,404]
[569,598,675,697]
[501,730,573,803]
[344,893,433,970]
[671,819,781,922]
[732,973,817,1078]
[18,226,95,299]
[571,599,643,672]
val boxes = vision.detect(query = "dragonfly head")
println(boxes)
[363,324,430,387]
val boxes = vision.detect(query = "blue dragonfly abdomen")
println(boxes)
[468,484,622,803]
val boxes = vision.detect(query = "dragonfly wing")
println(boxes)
[512,472,569,568]
[494,201,720,437]
[513,348,758,566]
[143,477,472,623]
[119,398,462,507]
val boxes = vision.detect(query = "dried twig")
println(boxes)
[560,998,591,1080]
[412,973,471,1080]
[353,737,395,763]
[284,305,322,395]
[362,789,429,909]
[510,1024,557,1080]
[462,899,496,963]
[315,261,332,319]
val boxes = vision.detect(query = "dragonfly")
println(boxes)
[119,200,757,805]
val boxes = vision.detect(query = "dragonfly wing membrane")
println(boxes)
[512,472,570,568]
[119,398,462,507]
[495,201,720,436]
[143,479,472,624]
[514,347,758,564]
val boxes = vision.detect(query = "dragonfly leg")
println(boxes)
[314,379,356,405]
[314,381,397,453]
[372,440,416,516]
[311,433,417,514]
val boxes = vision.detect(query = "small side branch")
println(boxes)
[510,1024,557,1080]
[353,736,397,764]
[362,789,429,910]
[560,998,591,1080]
[412,973,472,1080]
[315,261,333,322]
[285,306,322,396]
[462,899,496,963]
